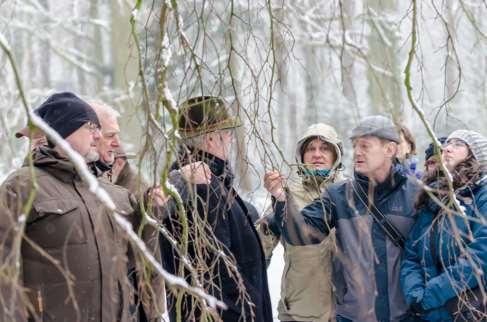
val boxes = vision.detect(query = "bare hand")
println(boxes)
[149,186,170,206]
[180,161,212,185]
[111,157,126,181]
[264,170,286,201]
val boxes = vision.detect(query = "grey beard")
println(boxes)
[85,149,100,163]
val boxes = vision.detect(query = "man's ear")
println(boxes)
[385,142,398,159]
[203,132,214,148]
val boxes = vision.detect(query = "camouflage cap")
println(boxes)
[178,96,242,139]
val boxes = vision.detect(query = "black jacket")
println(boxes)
[161,150,272,322]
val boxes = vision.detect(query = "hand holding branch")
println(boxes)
[264,170,286,202]
[180,161,212,185]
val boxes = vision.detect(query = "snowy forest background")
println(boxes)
[1,0,487,319]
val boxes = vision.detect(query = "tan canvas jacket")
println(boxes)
[259,177,337,322]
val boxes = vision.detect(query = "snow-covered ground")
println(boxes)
[267,243,284,322]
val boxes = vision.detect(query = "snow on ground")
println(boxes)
[267,243,284,322]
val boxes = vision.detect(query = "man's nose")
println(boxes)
[111,134,120,147]
[312,149,322,157]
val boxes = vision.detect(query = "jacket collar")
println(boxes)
[353,163,407,201]
[457,173,487,194]
[33,146,100,183]
[114,161,131,186]
[425,173,487,214]
[301,170,341,193]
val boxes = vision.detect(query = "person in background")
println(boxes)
[15,126,47,150]
[398,125,421,179]
[90,101,168,322]
[401,130,487,321]
[90,102,150,198]
[111,147,145,193]
[422,137,447,177]
[90,101,121,166]
[259,123,344,322]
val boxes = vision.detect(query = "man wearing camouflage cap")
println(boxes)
[160,96,272,322]
[266,115,421,321]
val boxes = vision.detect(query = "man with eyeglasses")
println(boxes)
[160,96,272,322]
[0,92,165,322]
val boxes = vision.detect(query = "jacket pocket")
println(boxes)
[35,282,96,322]
[28,199,86,248]
[280,243,332,319]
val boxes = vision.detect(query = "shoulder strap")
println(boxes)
[350,180,406,249]
[368,201,406,249]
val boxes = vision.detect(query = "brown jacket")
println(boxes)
[0,147,164,322]
[111,160,167,322]
[113,161,147,196]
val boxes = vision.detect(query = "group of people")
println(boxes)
[0,91,485,322]
[261,116,487,322]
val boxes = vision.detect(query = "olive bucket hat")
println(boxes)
[178,96,242,139]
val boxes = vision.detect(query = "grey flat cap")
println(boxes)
[350,115,400,143]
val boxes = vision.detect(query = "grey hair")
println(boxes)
[183,133,206,149]
[89,100,120,120]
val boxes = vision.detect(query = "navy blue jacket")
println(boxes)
[400,175,487,321]
[281,165,420,321]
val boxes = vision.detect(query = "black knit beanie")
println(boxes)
[35,92,100,139]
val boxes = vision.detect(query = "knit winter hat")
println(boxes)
[447,130,487,169]
[178,96,242,139]
[350,115,400,143]
[34,92,100,139]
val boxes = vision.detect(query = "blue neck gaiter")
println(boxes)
[300,168,331,178]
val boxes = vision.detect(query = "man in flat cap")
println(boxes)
[160,96,272,322]
[266,115,421,322]
[0,92,165,322]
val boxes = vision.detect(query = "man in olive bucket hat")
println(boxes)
[161,96,273,322]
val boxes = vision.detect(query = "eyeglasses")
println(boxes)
[443,139,467,149]
[83,122,101,133]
